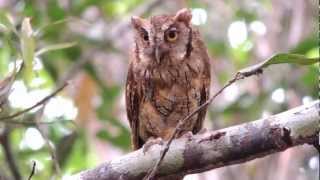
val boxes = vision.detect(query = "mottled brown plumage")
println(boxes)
[126,9,211,151]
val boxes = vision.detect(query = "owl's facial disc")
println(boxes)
[131,9,193,65]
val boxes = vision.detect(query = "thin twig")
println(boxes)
[0,81,68,177]
[27,161,36,180]
[0,118,76,126]
[35,106,62,177]
[144,72,248,180]
[0,82,68,121]
[0,127,22,180]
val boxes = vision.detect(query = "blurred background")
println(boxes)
[0,0,318,180]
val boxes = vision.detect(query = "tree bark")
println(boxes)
[71,101,319,180]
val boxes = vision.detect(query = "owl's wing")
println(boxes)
[125,64,143,150]
[193,80,210,134]
[193,58,211,134]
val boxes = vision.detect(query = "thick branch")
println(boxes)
[71,101,319,180]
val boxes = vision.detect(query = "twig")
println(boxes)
[0,128,22,180]
[0,82,68,121]
[35,106,62,177]
[144,67,263,179]
[27,161,36,180]
[0,81,68,177]
[0,118,76,126]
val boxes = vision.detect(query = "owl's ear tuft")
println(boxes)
[174,8,192,24]
[131,16,145,30]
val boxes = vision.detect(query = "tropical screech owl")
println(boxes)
[126,8,211,150]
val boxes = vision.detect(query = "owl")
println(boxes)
[126,8,211,150]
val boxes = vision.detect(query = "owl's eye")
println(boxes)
[143,33,149,41]
[166,28,178,42]
[140,28,149,42]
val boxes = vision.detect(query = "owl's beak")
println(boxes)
[154,45,164,64]
[155,46,161,64]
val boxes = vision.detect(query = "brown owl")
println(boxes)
[126,8,211,150]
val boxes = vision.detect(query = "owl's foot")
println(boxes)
[181,131,193,140]
[143,137,164,154]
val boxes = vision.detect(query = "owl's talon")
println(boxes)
[181,131,193,140]
[143,137,164,154]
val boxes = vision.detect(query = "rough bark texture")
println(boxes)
[71,101,319,180]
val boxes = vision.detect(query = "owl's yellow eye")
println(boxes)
[166,28,178,42]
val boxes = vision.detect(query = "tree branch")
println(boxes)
[0,82,68,121]
[71,100,319,180]
[0,127,22,180]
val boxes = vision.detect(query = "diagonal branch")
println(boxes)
[0,82,68,121]
[70,100,319,180]
[34,106,62,177]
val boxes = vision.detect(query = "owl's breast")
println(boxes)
[140,61,203,122]
[135,57,208,140]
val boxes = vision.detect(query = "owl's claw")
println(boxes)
[143,137,164,154]
[181,131,193,140]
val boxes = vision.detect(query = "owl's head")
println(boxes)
[131,8,192,65]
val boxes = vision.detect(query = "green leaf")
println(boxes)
[290,36,317,54]
[20,17,35,85]
[0,11,18,35]
[306,48,319,59]
[35,42,77,56]
[239,53,319,76]
[263,53,318,66]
